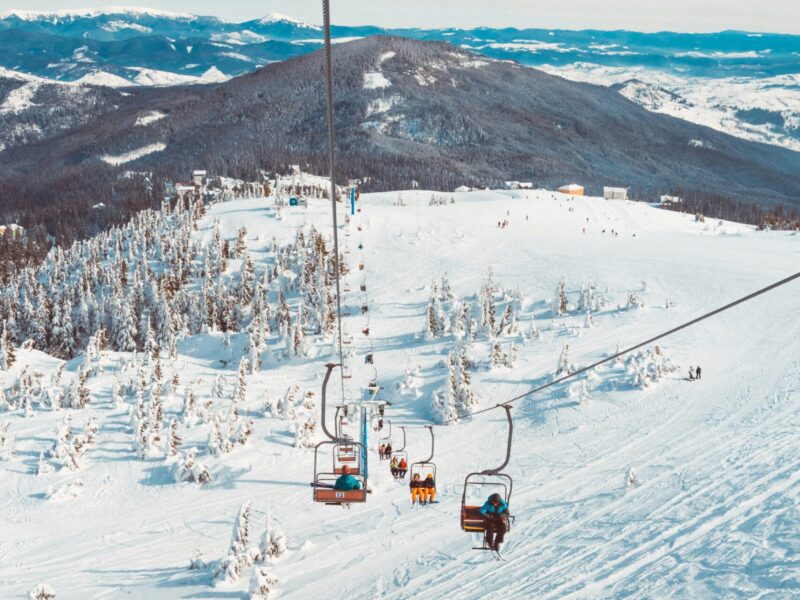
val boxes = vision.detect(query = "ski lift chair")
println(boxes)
[312,364,369,506]
[313,441,367,504]
[410,426,437,495]
[390,426,408,479]
[460,405,515,548]
[378,421,392,460]
[334,441,361,475]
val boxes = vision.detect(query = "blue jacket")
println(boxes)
[479,498,509,517]
[334,474,362,491]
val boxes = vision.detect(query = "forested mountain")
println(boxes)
[1,36,799,245]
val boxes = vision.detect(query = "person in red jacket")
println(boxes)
[397,458,408,478]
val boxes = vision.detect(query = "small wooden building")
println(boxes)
[558,183,585,196]
[603,187,628,201]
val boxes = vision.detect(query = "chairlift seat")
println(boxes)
[314,487,367,504]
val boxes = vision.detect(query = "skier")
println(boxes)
[423,473,436,504]
[384,442,392,459]
[480,493,509,552]
[410,473,425,505]
[688,366,695,380]
[333,465,361,491]
[397,457,408,478]
[695,366,702,379]
[378,443,386,457]
[390,456,399,477]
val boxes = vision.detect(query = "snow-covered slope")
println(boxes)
[540,63,800,152]
[0,186,797,598]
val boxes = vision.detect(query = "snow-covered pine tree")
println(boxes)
[76,368,91,409]
[248,335,262,373]
[426,301,438,339]
[241,253,255,306]
[626,467,638,492]
[250,568,278,600]
[579,380,590,406]
[0,323,16,370]
[235,358,249,406]
[168,419,181,456]
[432,363,459,425]
[28,584,56,600]
[556,344,575,377]
[235,227,247,257]
[214,501,253,584]
[480,270,497,336]
[554,278,568,316]
[490,340,508,369]
[440,273,454,302]
[214,374,225,398]
[0,421,15,460]
[261,514,287,561]
[173,447,211,484]
[455,346,478,416]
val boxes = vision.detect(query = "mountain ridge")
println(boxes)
[1,35,799,241]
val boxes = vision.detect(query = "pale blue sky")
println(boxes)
[7,0,800,34]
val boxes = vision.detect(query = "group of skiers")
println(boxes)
[409,472,436,505]
[689,365,702,380]
[332,458,510,553]
[390,456,408,478]
[378,443,392,459]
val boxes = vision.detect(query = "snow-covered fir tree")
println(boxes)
[215,502,255,584]
[250,568,278,600]
[554,278,568,316]
[556,344,575,377]
[0,323,16,369]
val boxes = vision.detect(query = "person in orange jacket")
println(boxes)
[423,473,436,504]
[397,457,408,478]
[410,473,425,504]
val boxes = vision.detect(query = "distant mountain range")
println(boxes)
[2,36,800,241]
[1,7,799,153]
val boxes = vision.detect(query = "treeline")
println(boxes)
[660,188,800,230]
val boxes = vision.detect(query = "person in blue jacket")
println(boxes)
[334,465,361,491]
[479,493,509,551]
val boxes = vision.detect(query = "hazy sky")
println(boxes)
[9,0,800,34]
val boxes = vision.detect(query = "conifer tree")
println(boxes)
[0,324,14,370]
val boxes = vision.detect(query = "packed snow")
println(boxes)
[0,181,797,599]
[99,142,166,165]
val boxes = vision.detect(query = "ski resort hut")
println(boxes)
[603,187,628,201]
[192,170,207,186]
[454,185,472,193]
[558,183,585,196]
